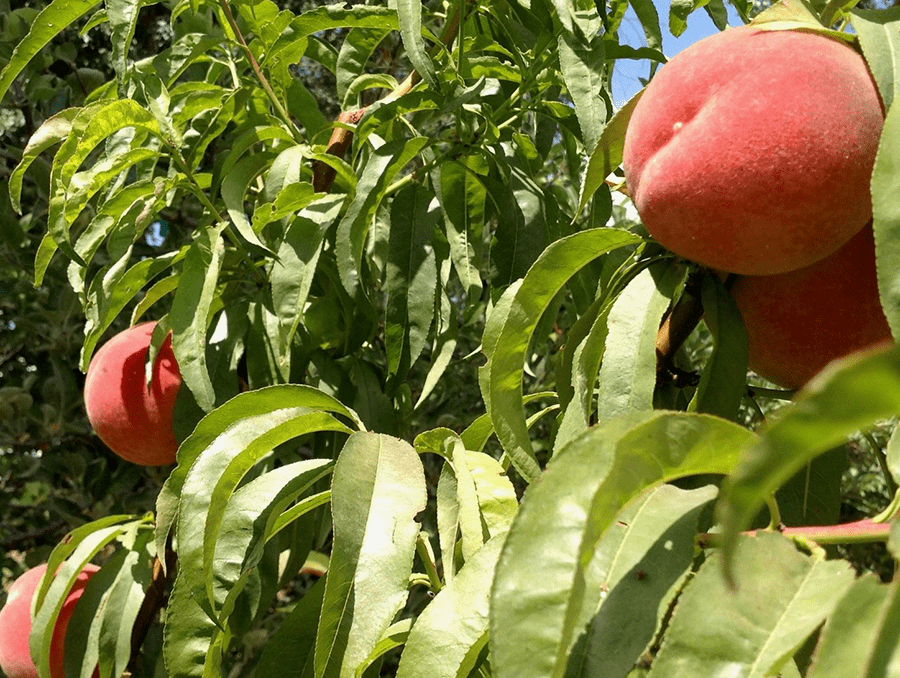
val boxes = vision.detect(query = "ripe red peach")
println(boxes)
[0,563,99,678]
[84,322,181,466]
[623,25,883,275]
[730,225,892,389]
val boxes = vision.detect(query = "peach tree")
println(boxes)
[2,0,900,676]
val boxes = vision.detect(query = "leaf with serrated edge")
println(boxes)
[718,343,900,572]
[397,536,505,678]
[805,576,900,678]
[491,411,756,678]
[479,229,642,482]
[597,261,681,420]
[852,7,900,111]
[567,484,716,678]
[649,533,855,678]
[315,433,426,678]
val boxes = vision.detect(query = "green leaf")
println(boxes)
[384,182,438,378]
[32,524,130,678]
[717,343,900,572]
[872,85,900,340]
[805,576,900,678]
[0,0,101,103]
[669,0,716,37]
[396,535,505,678]
[435,160,486,304]
[354,620,413,678]
[315,433,427,678]
[575,90,644,219]
[270,5,399,61]
[688,275,749,421]
[221,152,277,256]
[479,229,641,481]
[256,578,326,678]
[490,411,757,678]
[336,27,392,105]
[176,408,349,619]
[169,223,226,412]
[271,194,345,349]
[648,532,856,678]
[154,385,362,574]
[566,485,717,678]
[596,261,681,420]
[9,107,80,213]
[211,459,334,613]
[335,136,429,296]
[557,32,606,153]
[851,6,900,111]
[630,0,663,51]
[397,0,439,91]
[106,0,141,88]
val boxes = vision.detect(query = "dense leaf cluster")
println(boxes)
[2,0,900,676]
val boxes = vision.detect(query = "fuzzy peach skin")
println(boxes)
[0,563,99,678]
[84,322,181,466]
[623,25,883,275]
[730,225,893,389]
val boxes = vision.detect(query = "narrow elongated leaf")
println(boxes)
[107,0,141,87]
[384,183,438,377]
[0,0,101,102]
[688,275,749,420]
[568,485,717,678]
[32,525,129,678]
[597,261,681,420]
[272,195,345,349]
[221,152,277,256]
[155,385,363,572]
[176,409,349,619]
[9,108,80,213]
[558,33,606,153]
[872,91,900,339]
[169,223,225,412]
[270,5,399,61]
[335,137,429,296]
[648,532,856,678]
[718,343,900,569]
[397,0,439,90]
[315,433,427,678]
[480,229,642,482]
[852,7,900,111]
[575,90,644,219]
[257,578,327,678]
[396,535,506,678]
[212,459,334,612]
[491,411,757,678]
[435,160,486,303]
[805,576,900,678]
[336,27,392,105]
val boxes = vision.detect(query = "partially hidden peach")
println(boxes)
[730,225,893,389]
[84,322,181,466]
[0,563,99,678]
[623,25,883,275]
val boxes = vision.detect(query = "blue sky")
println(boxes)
[611,0,743,107]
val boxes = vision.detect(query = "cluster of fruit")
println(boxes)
[623,25,891,388]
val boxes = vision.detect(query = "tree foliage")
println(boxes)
[2,0,900,676]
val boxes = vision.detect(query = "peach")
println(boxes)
[0,563,99,678]
[84,322,181,466]
[730,225,892,389]
[623,25,883,275]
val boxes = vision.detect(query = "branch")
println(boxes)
[697,518,891,549]
[312,6,462,193]
[128,546,177,671]
[655,270,705,381]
